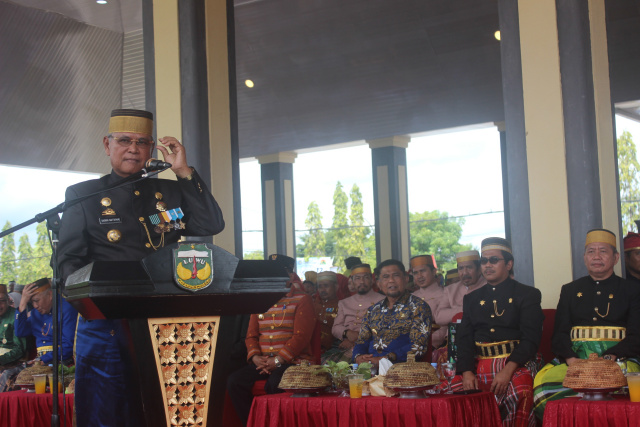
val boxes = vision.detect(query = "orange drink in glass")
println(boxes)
[627,373,640,402]
[33,374,47,394]
[348,374,364,398]
[47,374,63,393]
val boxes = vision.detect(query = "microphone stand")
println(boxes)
[0,165,169,427]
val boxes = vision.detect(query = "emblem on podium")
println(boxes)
[173,244,214,292]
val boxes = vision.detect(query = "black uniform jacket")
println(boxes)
[551,274,640,360]
[58,169,225,282]
[625,270,640,285]
[456,278,544,373]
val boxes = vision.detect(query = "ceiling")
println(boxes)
[7,0,141,32]
[5,0,640,163]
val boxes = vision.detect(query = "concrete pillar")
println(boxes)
[257,152,297,259]
[495,121,512,245]
[498,0,621,308]
[366,136,411,267]
[143,3,243,425]
[497,0,535,287]
[143,0,242,256]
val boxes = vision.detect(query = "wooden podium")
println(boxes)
[64,243,288,427]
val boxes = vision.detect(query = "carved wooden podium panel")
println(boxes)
[64,243,287,427]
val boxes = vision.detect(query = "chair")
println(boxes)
[222,320,323,426]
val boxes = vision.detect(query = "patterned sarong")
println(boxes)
[532,339,640,420]
[321,340,352,364]
[439,356,540,427]
[0,363,26,392]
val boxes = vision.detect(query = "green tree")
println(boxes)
[300,201,326,260]
[0,222,17,283]
[331,182,349,271]
[16,234,35,284]
[347,184,368,258]
[362,230,377,268]
[618,130,640,233]
[409,210,473,272]
[243,250,264,260]
[33,222,52,279]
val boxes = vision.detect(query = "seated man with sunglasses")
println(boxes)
[454,237,543,427]
[533,229,640,420]
[58,109,225,427]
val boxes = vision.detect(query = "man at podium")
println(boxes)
[57,109,225,427]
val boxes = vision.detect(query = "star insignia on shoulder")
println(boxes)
[577,292,583,297]
[480,300,486,306]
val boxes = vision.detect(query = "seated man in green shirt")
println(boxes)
[0,284,26,392]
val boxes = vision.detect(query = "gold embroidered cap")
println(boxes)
[317,271,337,283]
[30,278,51,294]
[108,109,153,135]
[446,269,459,280]
[585,229,617,248]
[304,271,318,285]
[481,237,512,254]
[623,232,640,252]
[410,255,437,269]
[456,250,480,263]
[350,264,372,275]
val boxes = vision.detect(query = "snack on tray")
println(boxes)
[562,353,626,389]
[278,365,332,389]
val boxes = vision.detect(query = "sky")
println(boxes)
[2,115,640,260]
[240,125,505,253]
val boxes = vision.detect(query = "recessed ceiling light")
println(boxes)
[245,79,254,88]
[97,0,107,4]
[494,30,501,41]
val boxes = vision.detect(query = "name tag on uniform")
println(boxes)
[99,217,122,225]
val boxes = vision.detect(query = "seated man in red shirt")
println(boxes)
[226,255,315,426]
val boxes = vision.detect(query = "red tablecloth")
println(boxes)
[0,390,74,427]
[247,391,502,427]
[543,395,640,427]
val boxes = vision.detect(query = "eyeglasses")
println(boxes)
[109,135,154,148]
[480,256,505,265]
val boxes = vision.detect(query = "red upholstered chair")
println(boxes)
[540,308,556,364]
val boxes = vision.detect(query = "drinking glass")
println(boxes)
[47,374,63,393]
[627,372,640,402]
[348,374,364,398]
[33,374,47,394]
[441,362,456,394]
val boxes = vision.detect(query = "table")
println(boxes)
[0,390,74,427]
[247,391,502,427]
[543,395,640,427]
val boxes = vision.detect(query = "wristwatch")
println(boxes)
[603,354,616,361]
[274,356,282,368]
[342,329,349,340]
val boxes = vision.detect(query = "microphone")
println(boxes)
[145,158,172,171]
